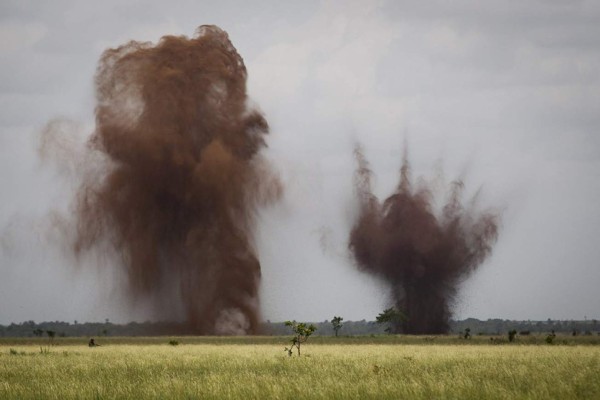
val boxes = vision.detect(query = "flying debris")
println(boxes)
[349,145,499,334]
[65,25,281,334]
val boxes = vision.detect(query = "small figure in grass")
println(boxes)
[88,338,100,347]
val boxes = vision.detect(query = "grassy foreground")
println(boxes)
[1,337,599,399]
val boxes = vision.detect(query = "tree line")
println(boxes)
[0,317,597,337]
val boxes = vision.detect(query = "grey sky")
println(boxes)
[1,0,599,324]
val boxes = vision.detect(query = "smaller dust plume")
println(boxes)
[349,145,499,334]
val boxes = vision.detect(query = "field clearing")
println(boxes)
[1,337,599,399]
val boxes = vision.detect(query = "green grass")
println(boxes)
[3,333,599,346]
[1,336,599,399]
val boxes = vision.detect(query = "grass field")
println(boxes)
[1,336,599,399]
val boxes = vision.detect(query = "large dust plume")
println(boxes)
[68,25,280,334]
[349,146,499,334]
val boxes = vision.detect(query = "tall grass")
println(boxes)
[1,340,599,399]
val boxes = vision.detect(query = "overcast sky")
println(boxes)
[1,0,599,324]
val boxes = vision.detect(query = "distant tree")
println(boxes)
[46,330,56,344]
[284,321,316,357]
[331,316,344,337]
[546,330,556,344]
[33,329,44,337]
[376,308,406,334]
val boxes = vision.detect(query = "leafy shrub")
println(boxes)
[284,321,316,356]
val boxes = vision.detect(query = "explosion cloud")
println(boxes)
[72,25,280,334]
[349,146,499,334]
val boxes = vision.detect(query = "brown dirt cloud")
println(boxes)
[349,145,499,334]
[70,25,280,334]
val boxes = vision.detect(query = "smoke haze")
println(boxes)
[58,25,280,334]
[349,146,499,334]
[2,2,600,326]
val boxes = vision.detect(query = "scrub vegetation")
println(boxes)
[1,336,599,399]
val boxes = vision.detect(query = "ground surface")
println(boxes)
[1,336,599,399]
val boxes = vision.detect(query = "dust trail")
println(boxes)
[58,25,280,334]
[349,145,499,334]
